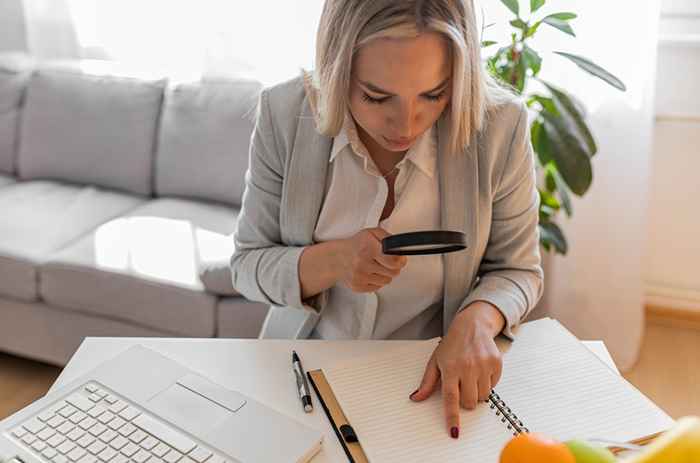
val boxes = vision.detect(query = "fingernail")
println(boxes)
[451,427,459,439]
[409,389,418,400]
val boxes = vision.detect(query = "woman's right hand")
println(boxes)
[336,227,407,293]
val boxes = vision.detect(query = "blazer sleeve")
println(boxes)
[458,102,544,339]
[230,88,317,313]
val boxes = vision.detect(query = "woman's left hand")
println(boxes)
[409,302,506,439]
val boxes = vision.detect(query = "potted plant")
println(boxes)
[482,0,626,255]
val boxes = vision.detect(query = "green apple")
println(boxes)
[565,440,617,463]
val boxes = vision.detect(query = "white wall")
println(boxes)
[645,0,700,312]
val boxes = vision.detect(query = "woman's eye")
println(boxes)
[362,93,389,104]
[425,90,446,102]
[361,90,447,105]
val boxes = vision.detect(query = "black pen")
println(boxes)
[292,350,313,413]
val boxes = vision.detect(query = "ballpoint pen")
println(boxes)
[292,350,313,413]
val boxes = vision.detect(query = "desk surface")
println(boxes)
[50,338,617,463]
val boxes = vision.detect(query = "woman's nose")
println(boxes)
[390,102,417,138]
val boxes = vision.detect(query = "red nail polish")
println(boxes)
[409,389,418,400]
[451,427,459,439]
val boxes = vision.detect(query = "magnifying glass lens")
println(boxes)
[381,231,467,256]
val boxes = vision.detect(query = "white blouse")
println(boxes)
[310,112,444,340]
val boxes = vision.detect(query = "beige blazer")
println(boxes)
[230,75,543,340]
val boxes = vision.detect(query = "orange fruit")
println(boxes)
[499,432,576,463]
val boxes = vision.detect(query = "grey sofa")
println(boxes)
[0,54,270,366]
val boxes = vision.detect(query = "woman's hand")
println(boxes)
[409,302,506,439]
[336,227,407,293]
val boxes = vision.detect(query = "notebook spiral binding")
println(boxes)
[488,390,529,436]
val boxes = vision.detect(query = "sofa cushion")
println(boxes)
[0,66,30,174]
[155,79,261,207]
[17,67,165,195]
[40,198,239,337]
[0,180,144,301]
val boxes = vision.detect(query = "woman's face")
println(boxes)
[348,31,452,154]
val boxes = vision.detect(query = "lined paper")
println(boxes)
[496,318,675,443]
[324,338,512,462]
[323,318,674,463]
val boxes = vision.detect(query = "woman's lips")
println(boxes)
[384,136,415,149]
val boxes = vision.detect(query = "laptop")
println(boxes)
[0,345,323,463]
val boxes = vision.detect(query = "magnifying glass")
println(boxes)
[381,230,467,256]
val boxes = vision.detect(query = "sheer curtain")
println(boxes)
[66,0,325,85]
[0,0,78,58]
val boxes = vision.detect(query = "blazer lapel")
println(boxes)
[281,94,333,245]
[437,115,480,334]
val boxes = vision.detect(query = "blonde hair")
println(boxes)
[304,0,512,156]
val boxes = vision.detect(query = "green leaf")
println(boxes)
[542,16,576,36]
[554,169,573,217]
[510,18,528,31]
[540,189,561,210]
[531,118,553,165]
[530,0,545,13]
[501,63,516,91]
[481,40,498,47]
[532,95,557,115]
[546,12,577,20]
[525,21,542,39]
[522,44,542,76]
[486,57,499,77]
[542,81,597,156]
[568,92,588,119]
[525,95,537,109]
[553,51,627,91]
[541,112,593,196]
[539,221,568,254]
[500,0,520,16]
[547,163,573,217]
[538,196,554,221]
[545,165,556,192]
[540,204,557,218]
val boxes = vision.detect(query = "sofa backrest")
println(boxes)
[0,54,32,175]
[17,65,166,196]
[155,78,262,207]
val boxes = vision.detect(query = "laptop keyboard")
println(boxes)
[6,382,233,463]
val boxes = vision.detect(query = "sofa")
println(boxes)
[0,54,270,366]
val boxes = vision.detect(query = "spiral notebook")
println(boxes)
[307,318,675,463]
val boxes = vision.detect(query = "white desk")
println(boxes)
[50,338,618,462]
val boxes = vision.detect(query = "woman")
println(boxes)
[231,0,543,439]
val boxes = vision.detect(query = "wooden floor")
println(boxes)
[623,320,700,418]
[0,352,61,419]
[1,319,699,421]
